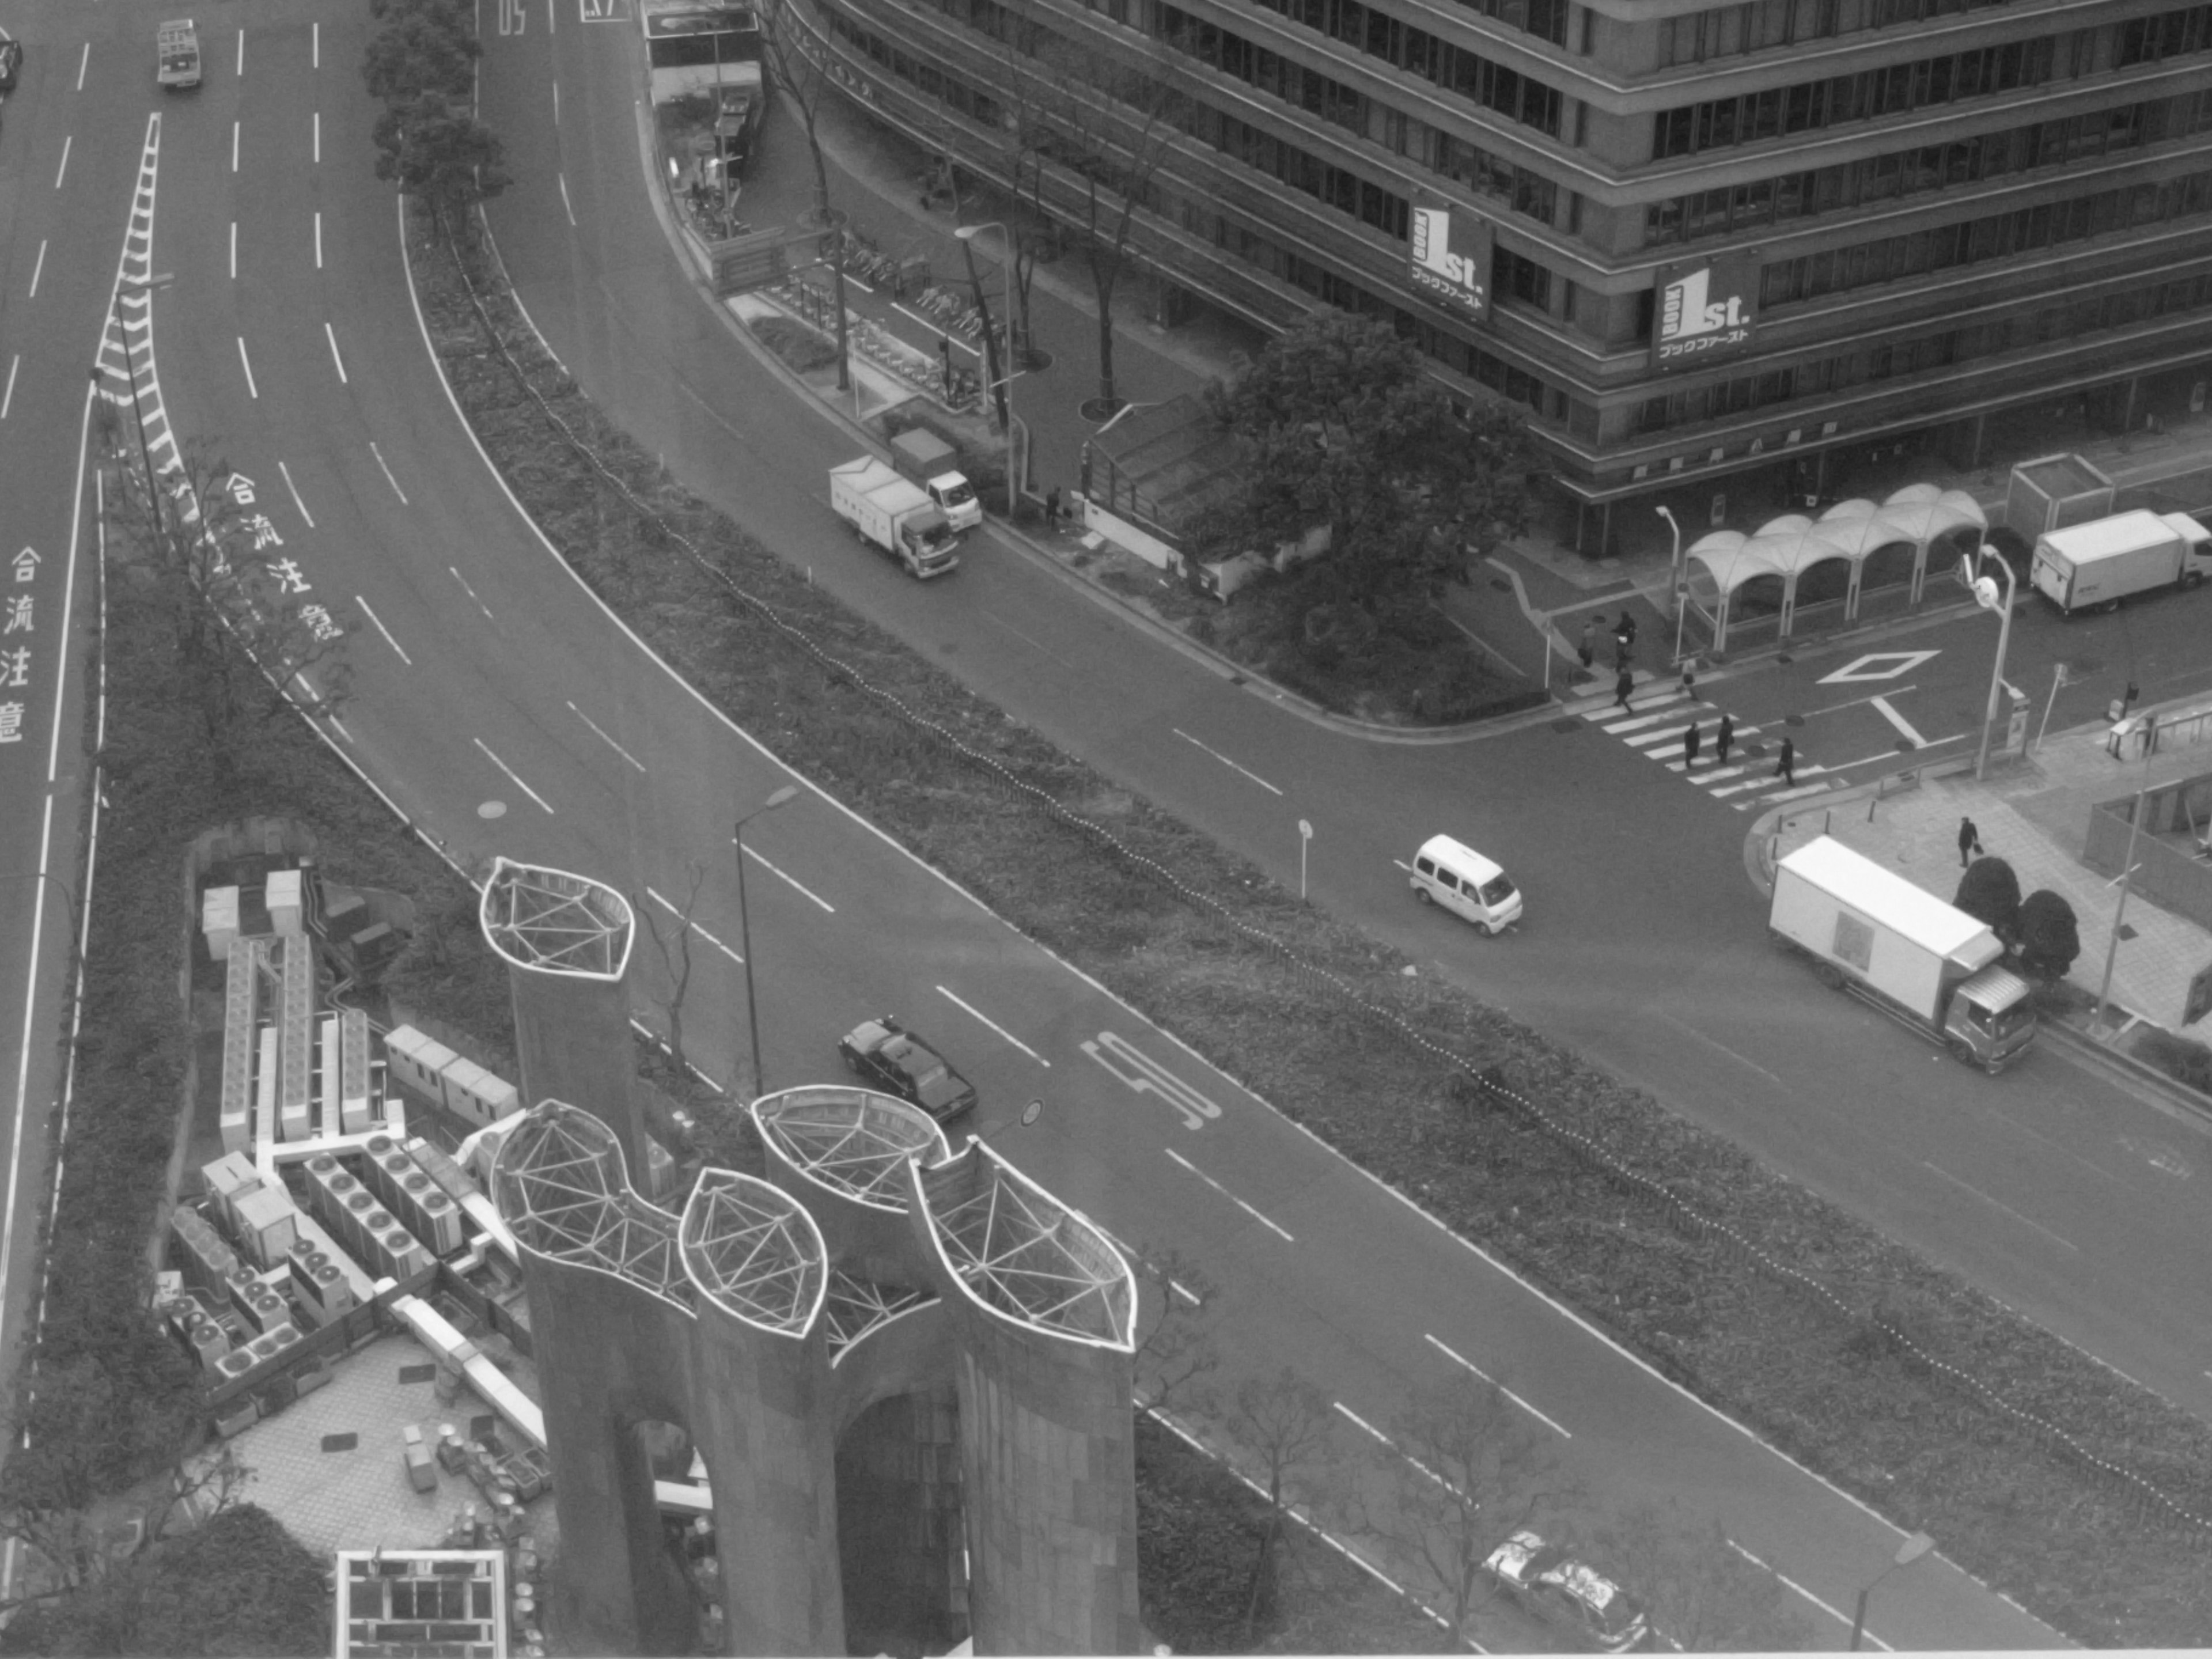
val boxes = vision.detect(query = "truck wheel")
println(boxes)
[1815,963,1846,990]
[1947,1037,1975,1066]
[1414,887,1433,906]
[2184,571,2205,591]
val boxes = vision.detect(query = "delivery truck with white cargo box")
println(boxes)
[889,429,983,530]
[2029,509,2212,615]
[830,457,960,577]
[157,20,202,88]
[1770,837,2035,1073]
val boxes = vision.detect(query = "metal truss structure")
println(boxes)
[479,857,634,982]
[494,1104,692,1313]
[752,1086,949,1207]
[681,1171,827,1335]
[917,1142,1135,1351]
[821,1270,937,1359]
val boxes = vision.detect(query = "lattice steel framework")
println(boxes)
[753,1086,948,1208]
[680,1171,828,1335]
[493,1103,692,1313]
[822,1270,937,1359]
[479,857,635,982]
[917,1143,1135,1350]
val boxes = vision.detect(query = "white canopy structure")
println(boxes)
[1685,486,1987,650]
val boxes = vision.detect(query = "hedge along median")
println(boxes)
[411,204,2212,1644]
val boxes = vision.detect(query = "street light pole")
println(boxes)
[2096,755,2154,1031]
[954,222,1018,515]
[1297,819,1312,900]
[1848,1532,1935,1652]
[94,274,176,544]
[732,784,798,1100]
[1962,544,2017,781]
[1657,506,1685,664]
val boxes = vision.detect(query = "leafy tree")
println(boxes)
[373,93,512,230]
[2015,889,2081,982]
[1954,855,2023,946]
[757,0,856,394]
[1221,1368,1339,1643]
[361,1,478,104]
[1344,1373,1576,1641]
[1588,1501,1816,1652]
[1196,313,1531,609]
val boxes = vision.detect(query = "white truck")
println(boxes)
[889,429,983,531]
[157,19,202,89]
[2029,509,2212,615]
[1770,836,2035,1074]
[830,457,960,578]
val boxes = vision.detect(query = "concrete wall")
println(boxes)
[506,959,652,1181]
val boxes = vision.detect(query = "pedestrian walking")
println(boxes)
[1612,667,1635,712]
[1683,721,1702,768]
[1774,736,1796,787]
[1715,713,1734,766]
[1680,659,1698,702]
[1957,816,1983,868]
[1045,485,1062,526]
[1616,610,1639,650]
[1578,618,1597,671]
[940,336,955,397]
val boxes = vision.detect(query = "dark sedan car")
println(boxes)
[0,39,22,92]
[837,1016,978,1123]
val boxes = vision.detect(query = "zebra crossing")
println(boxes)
[1566,680,1838,811]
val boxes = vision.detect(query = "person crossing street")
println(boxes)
[1683,721,1701,768]
[1715,713,1735,766]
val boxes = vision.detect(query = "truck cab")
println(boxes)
[896,506,959,575]
[923,472,982,531]
[1946,967,2037,1069]
[158,19,202,89]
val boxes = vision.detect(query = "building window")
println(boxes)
[2118,2,2212,66]
[1493,246,1552,309]
[1245,0,1564,136]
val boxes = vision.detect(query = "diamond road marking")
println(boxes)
[1817,650,1939,684]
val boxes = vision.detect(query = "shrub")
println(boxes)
[1954,856,2022,945]
[2134,1029,2212,1095]
[2015,889,2081,982]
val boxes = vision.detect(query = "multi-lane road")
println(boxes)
[5,0,2209,1646]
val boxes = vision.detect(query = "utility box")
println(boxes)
[2006,452,2115,537]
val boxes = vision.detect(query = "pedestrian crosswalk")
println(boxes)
[1563,681,1837,811]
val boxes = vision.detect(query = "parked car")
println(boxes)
[1483,1529,1650,1653]
[0,39,22,91]
[1410,834,1523,935]
[837,1016,978,1123]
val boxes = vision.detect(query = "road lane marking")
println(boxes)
[236,336,258,398]
[1725,1538,1889,1647]
[370,442,409,504]
[738,842,834,912]
[1817,650,1939,685]
[1824,738,1965,773]
[645,886,745,965]
[355,597,411,665]
[53,137,70,191]
[449,566,492,619]
[552,80,559,124]
[1,357,15,420]
[548,0,558,29]
[1656,1010,1790,1089]
[324,322,348,384]
[978,608,1063,664]
[1173,728,1282,794]
[1165,1147,1291,1241]
[315,211,323,270]
[313,111,321,165]
[935,985,1047,1066]
[1869,695,1930,748]
[472,738,555,814]
[567,700,646,772]
[75,41,88,90]
[312,22,319,67]
[276,461,315,528]
[1423,1333,1572,1438]
[26,240,45,299]
[232,120,239,172]
[1083,1031,1222,1128]
[229,221,237,279]
[1803,684,1915,720]
[1922,1160,2078,1253]
[236,28,245,76]
[558,173,578,227]
[1332,1403,1461,1497]
[1096,1227,1205,1305]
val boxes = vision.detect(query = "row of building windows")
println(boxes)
[1644,93,2212,243]
[1651,33,2073,157]
[1238,0,1564,135]
[1639,270,2212,430]
[1758,170,2212,306]
[1656,0,2012,67]
[2118,2,2212,65]
[1204,106,1413,235]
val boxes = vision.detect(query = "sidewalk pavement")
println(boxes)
[1758,701,2212,1051]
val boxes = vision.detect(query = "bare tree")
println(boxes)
[1590,1501,1816,1652]
[635,863,710,1084]
[1347,1373,1578,1641]
[1222,1368,1340,1643]
[1128,1244,1217,1415]
[757,0,852,393]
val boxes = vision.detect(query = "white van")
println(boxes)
[1410,835,1522,934]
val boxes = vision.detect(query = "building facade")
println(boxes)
[791,0,2212,548]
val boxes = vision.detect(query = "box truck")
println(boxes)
[157,19,202,88]
[889,429,983,531]
[2029,509,2212,615]
[1770,836,2035,1073]
[830,457,960,578]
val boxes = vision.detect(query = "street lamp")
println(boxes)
[1657,505,1685,663]
[732,783,798,1101]
[1848,1531,1934,1651]
[953,222,1019,516]
[93,274,176,543]
[1960,544,2016,781]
